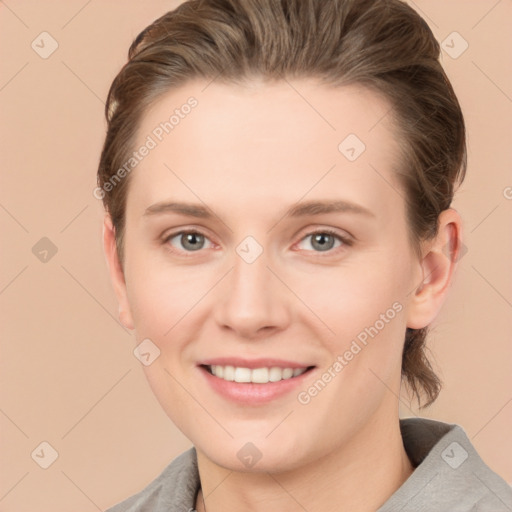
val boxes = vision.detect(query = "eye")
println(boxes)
[162,228,351,256]
[296,229,351,253]
[164,230,214,253]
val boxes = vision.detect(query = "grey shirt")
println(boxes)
[106,418,512,511]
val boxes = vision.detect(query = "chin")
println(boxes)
[196,434,312,474]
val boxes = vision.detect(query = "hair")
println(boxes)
[97,0,466,408]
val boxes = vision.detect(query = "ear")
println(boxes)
[103,214,134,330]
[406,208,463,329]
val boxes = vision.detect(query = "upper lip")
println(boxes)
[198,357,315,369]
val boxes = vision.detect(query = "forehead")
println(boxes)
[127,79,403,217]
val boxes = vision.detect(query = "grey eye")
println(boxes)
[297,232,343,252]
[169,232,211,252]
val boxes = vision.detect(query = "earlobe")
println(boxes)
[103,214,135,330]
[406,209,463,330]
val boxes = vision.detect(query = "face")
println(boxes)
[107,79,433,472]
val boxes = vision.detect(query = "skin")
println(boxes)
[103,79,462,512]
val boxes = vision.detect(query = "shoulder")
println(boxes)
[379,418,512,511]
[105,447,200,512]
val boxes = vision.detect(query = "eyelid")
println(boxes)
[161,225,214,242]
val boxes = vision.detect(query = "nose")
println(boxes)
[213,246,291,340]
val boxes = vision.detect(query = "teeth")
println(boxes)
[251,367,269,383]
[269,367,282,382]
[209,365,308,383]
[223,365,235,381]
[234,367,252,383]
[282,368,294,379]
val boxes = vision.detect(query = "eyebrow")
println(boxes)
[143,199,375,219]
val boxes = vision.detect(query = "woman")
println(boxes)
[98,0,512,510]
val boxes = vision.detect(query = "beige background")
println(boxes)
[1,0,511,510]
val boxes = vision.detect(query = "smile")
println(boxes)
[198,361,316,404]
[206,365,310,383]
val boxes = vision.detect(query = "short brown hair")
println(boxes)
[97,0,467,408]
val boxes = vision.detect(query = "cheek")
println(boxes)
[297,254,410,396]
[296,274,407,425]
[125,257,208,336]
[298,255,408,337]
[125,267,204,426]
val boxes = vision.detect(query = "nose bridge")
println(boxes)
[213,239,289,336]
[232,247,270,300]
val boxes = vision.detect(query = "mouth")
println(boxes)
[197,360,316,404]
[201,364,315,384]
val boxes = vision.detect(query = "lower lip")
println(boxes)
[198,366,315,405]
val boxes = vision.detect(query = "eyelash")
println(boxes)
[161,228,353,257]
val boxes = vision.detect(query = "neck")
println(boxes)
[195,415,414,512]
